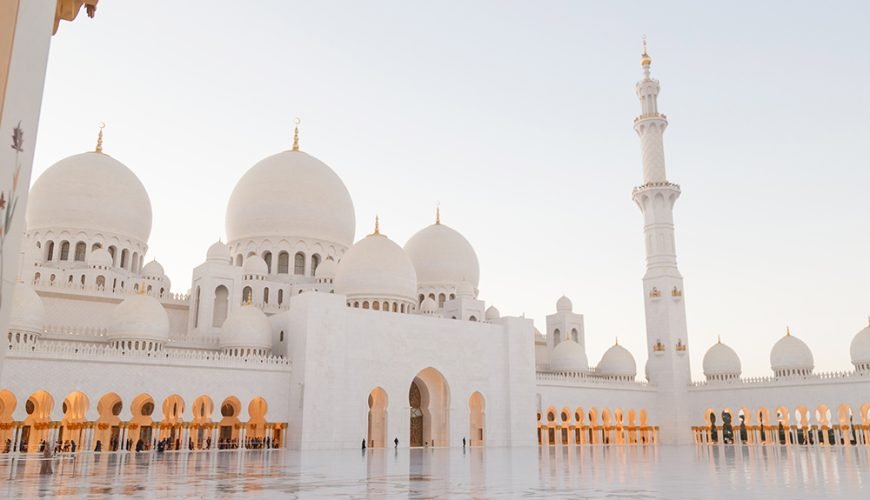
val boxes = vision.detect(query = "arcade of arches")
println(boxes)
[0,390,286,454]
[694,403,870,447]
[537,406,659,446]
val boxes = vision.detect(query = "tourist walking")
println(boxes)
[394,437,398,449]
[462,437,466,448]
[361,439,366,450]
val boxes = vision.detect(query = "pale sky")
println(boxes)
[31,1,870,380]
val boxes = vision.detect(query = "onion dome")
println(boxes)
[849,318,870,372]
[334,218,418,309]
[26,151,152,244]
[550,339,589,373]
[225,149,355,248]
[314,258,337,280]
[596,342,637,380]
[485,305,500,321]
[243,255,268,276]
[556,295,573,313]
[702,338,742,381]
[420,297,438,315]
[108,293,170,350]
[88,248,113,269]
[219,303,272,354]
[770,328,814,377]
[9,283,45,337]
[206,240,231,263]
[141,260,165,278]
[404,211,480,291]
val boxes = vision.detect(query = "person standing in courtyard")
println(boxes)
[462,437,466,449]
[394,437,398,449]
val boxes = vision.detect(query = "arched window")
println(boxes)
[74,241,87,261]
[46,241,55,261]
[571,328,578,342]
[96,275,105,288]
[438,293,446,308]
[263,287,269,304]
[278,289,284,305]
[60,241,70,260]
[373,301,380,311]
[553,329,561,345]
[235,254,243,266]
[294,252,305,275]
[34,272,41,284]
[120,249,129,269]
[362,301,370,309]
[108,246,117,266]
[263,251,273,274]
[91,242,102,251]
[80,275,86,285]
[418,294,425,305]
[449,293,455,300]
[242,286,253,303]
[280,331,284,342]
[213,285,229,327]
[469,315,477,321]
[392,303,398,312]
[311,254,321,276]
[278,251,289,274]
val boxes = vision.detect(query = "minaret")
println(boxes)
[631,38,692,444]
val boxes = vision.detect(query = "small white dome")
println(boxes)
[485,306,500,321]
[206,240,230,263]
[404,221,479,289]
[770,330,814,375]
[550,339,589,373]
[226,150,355,248]
[849,320,870,367]
[703,340,742,378]
[243,255,268,275]
[9,283,45,334]
[315,258,337,278]
[108,294,170,342]
[141,260,165,277]
[457,281,474,298]
[27,152,152,244]
[88,248,113,268]
[556,295,573,313]
[420,297,437,314]
[597,343,637,379]
[219,304,272,351]
[335,230,417,303]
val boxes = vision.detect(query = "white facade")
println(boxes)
[1,32,869,455]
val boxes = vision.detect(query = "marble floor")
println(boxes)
[0,445,867,498]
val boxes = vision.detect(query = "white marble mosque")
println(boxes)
[1,4,870,465]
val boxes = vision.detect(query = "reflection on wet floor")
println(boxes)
[1,445,868,498]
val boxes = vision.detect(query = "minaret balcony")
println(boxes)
[632,181,681,196]
[633,113,667,123]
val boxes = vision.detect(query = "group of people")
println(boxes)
[361,437,469,449]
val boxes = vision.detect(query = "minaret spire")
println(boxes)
[630,40,691,445]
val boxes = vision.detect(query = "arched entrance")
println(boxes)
[469,392,485,446]
[367,387,388,448]
[409,367,449,447]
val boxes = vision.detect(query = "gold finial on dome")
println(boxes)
[717,335,721,344]
[436,201,441,225]
[292,117,301,151]
[95,122,105,153]
[641,34,652,67]
[372,215,381,236]
[786,326,791,336]
[615,337,619,346]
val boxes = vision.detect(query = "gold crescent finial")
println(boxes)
[292,117,301,151]
[371,215,381,236]
[95,122,106,153]
[436,201,441,225]
[717,335,721,344]
[615,337,619,346]
[641,35,652,67]
[786,326,791,336]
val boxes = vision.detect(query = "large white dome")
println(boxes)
[849,320,870,368]
[108,294,170,343]
[404,221,479,289]
[335,229,417,303]
[9,283,45,335]
[597,343,637,379]
[26,152,152,243]
[702,339,741,379]
[550,340,588,373]
[770,330,814,375]
[225,150,355,247]
[219,304,272,351]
